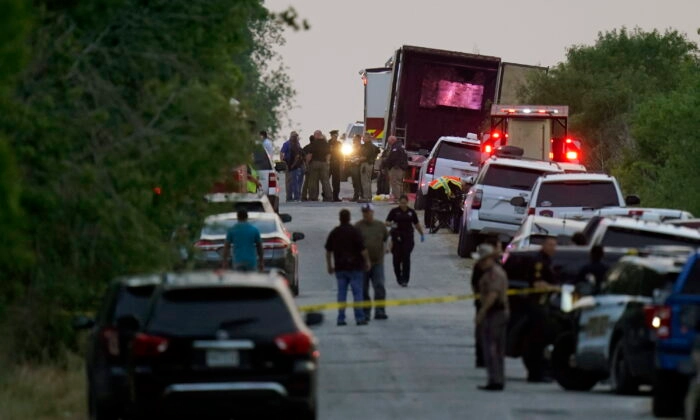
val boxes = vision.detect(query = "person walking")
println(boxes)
[284,132,305,201]
[260,130,274,157]
[349,134,363,201]
[221,209,264,272]
[355,203,389,320]
[328,129,343,202]
[308,130,332,201]
[359,133,380,202]
[473,243,509,391]
[325,209,371,326]
[386,195,424,287]
[381,135,408,201]
[300,135,314,201]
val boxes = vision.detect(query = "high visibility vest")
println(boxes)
[247,165,259,193]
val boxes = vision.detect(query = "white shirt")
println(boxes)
[262,138,274,156]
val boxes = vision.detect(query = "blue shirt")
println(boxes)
[280,140,291,163]
[225,222,262,270]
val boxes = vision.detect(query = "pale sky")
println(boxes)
[263,0,700,141]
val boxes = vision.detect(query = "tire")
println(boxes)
[610,340,639,395]
[414,189,426,210]
[653,369,687,417]
[457,229,478,258]
[551,333,599,391]
[291,260,300,296]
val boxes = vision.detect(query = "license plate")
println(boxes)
[206,350,239,367]
[514,206,525,214]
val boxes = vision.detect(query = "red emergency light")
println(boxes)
[566,151,579,160]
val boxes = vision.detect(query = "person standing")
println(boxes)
[576,245,607,293]
[308,130,332,201]
[221,209,264,272]
[381,135,408,201]
[300,135,314,201]
[280,131,295,202]
[285,132,305,201]
[325,209,371,326]
[260,130,274,157]
[473,243,509,391]
[359,133,380,202]
[328,130,343,202]
[471,235,503,368]
[349,134,363,201]
[386,195,424,287]
[355,203,389,320]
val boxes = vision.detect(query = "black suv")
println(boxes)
[74,275,162,420]
[124,271,322,419]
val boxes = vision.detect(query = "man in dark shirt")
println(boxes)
[358,134,380,202]
[328,130,343,202]
[381,136,408,201]
[300,135,314,201]
[386,195,425,287]
[577,245,608,292]
[326,209,371,326]
[308,130,332,201]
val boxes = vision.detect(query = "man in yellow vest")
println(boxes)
[246,164,261,193]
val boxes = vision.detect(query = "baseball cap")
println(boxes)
[360,203,374,212]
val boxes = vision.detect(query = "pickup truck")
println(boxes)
[648,250,700,417]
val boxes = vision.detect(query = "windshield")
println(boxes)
[537,181,619,208]
[601,227,700,248]
[147,288,295,337]
[202,219,278,236]
[111,285,156,323]
[437,142,482,164]
[482,165,550,191]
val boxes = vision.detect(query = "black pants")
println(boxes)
[475,301,484,366]
[330,163,341,200]
[391,235,414,285]
[522,303,548,380]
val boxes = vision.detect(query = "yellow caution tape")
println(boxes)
[297,287,560,312]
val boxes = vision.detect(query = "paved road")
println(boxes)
[281,181,655,420]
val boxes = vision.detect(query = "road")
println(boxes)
[281,181,656,420]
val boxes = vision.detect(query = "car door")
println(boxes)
[477,165,548,225]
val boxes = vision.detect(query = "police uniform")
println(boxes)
[328,131,343,201]
[523,251,555,382]
[386,206,419,286]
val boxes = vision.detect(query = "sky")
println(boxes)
[263,0,700,142]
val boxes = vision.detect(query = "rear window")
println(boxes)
[147,287,295,337]
[601,227,700,248]
[436,142,481,164]
[202,219,278,236]
[482,165,549,191]
[347,125,364,138]
[112,285,156,323]
[536,181,619,208]
[680,261,700,294]
[253,148,272,170]
[205,202,266,216]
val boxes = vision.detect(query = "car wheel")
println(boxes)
[653,369,687,417]
[291,260,300,296]
[610,340,639,395]
[457,229,478,258]
[551,333,599,391]
[414,189,426,210]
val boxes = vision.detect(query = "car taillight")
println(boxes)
[132,333,169,357]
[101,327,120,357]
[539,210,554,217]
[472,189,483,209]
[645,305,672,339]
[263,238,288,249]
[528,208,535,215]
[275,331,313,355]
[426,158,437,175]
[269,172,277,188]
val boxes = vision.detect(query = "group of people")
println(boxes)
[279,130,409,203]
[324,197,425,325]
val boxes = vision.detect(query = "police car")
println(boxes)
[551,252,690,393]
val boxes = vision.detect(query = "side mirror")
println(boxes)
[304,312,324,327]
[275,161,288,172]
[625,195,641,206]
[292,232,305,242]
[115,314,141,333]
[279,213,292,223]
[510,196,526,207]
[72,315,95,330]
[465,175,475,185]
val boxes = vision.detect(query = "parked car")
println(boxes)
[551,253,689,394]
[204,193,277,215]
[594,207,694,222]
[511,173,640,221]
[584,217,700,249]
[505,215,587,253]
[668,219,700,230]
[73,275,162,420]
[457,149,564,257]
[253,145,285,212]
[415,134,482,210]
[124,271,323,419]
[193,212,304,295]
[647,250,700,417]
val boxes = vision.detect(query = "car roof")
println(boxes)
[204,193,269,203]
[484,156,565,172]
[436,136,481,146]
[204,211,279,224]
[597,207,694,220]
[599,217,700,238]
[555,162,587,172]
[617,254,688,274]
[160,271,288,291]
[114,274,163,288]
[539,172,616,182]
[667,218,700,225]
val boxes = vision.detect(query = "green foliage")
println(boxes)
[0,0,301,359]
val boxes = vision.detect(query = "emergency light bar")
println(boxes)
[491,105,569,117]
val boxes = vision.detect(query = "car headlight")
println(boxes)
[341,143,352,156]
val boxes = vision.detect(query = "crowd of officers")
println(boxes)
[279,130,409,203]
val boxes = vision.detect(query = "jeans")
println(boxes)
[391,233,414,285]
[336,270,365,323]
[364,263,386,318]
[288,168,303,201]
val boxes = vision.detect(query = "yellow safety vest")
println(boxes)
[247,166,259,193]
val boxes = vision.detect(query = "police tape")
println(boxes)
[297,286,560,312]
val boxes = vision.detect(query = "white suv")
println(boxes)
[253,145,285,212]
[511,173,640,221]
[415,134,482,210]
[457,154,564,257]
